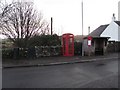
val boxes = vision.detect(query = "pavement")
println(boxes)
[2,52,119,68]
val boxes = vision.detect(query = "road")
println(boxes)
[2,58,118,88]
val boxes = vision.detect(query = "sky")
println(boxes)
[33,0,119,35]
[1,0,120,37]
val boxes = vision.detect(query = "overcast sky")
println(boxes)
[1,0,120,36]
[33,0,119,35]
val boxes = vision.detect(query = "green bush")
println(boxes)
[19,48,28,58]
[28,34,61,47]
[2,48,14,59]
[74,42,82,55]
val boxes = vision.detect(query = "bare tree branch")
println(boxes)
[0,0,50,47]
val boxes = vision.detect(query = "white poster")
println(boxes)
[88,40,91,46]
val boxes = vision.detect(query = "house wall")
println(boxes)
[82,39,95,56]
[100,21,119,41]
[103,40,108,54]
[118,26,120,41]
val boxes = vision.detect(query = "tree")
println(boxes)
[0,0,50,47]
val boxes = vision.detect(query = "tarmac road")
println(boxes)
[2,58,118,88]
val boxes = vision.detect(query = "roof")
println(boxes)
[84,20,120,39]
[88,24,109,37]
[114,21,120,26]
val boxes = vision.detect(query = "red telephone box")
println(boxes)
[62,33,74,56]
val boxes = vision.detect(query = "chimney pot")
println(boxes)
[112,13,116,21]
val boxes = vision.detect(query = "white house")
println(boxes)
[82,14,120,56]
[100,14,120,41]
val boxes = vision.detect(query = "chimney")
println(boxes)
[112,13,116,21]
[88,26,90,35]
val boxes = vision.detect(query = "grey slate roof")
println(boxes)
[114,21,120,26]
[84,21,120,39]
[88,24,109,37]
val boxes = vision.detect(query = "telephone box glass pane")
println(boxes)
[69,38,73,54]
[63,38,66,55]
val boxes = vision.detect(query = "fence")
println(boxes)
[2,42,83,59]
[2,46,62,59]
[35,46,62,57]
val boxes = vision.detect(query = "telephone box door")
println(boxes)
[62,33,74,56]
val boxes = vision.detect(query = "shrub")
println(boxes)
[74,42,82,55]
[2,48,14,59]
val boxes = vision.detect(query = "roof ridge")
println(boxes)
[100,24,109,26]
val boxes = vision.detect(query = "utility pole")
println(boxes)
[81,1,83,36]
[51,17,53,35]
[81,1,84,56]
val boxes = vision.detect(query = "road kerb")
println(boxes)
[2,57,118,69]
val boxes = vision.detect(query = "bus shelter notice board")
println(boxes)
[88,36,92,46]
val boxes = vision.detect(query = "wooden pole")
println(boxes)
[82,1,84,56]
[81,1,83,36]
[51,17,53,35]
